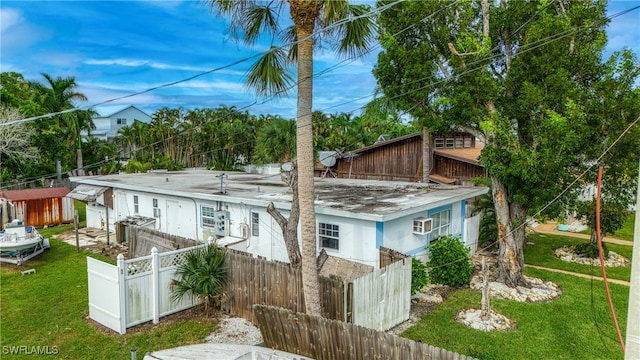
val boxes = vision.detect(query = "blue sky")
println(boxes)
[1,1,639,119]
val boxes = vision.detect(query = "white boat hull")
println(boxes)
[0,225,49,265]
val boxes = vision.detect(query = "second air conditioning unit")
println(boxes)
[412,217,432,235]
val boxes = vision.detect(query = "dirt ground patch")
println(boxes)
[85,305,219,336]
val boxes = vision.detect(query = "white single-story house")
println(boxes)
[69,169,488,268]
[86,105,152,141]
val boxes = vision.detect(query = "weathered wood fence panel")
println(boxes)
[129,227,198,258]
[352,258,411,331]
[221,251,345,323]
[254,305,476,360]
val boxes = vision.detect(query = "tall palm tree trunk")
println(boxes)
[295,13,322,316]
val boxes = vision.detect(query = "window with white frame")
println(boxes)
[201,205,216,228]
[116,118,127,125]
[133,195,139,214]
[319,223,339,250]
[152,198,160,218]
[251,212,259,237]
[430,209,451,239]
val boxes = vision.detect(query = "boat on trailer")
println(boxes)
[0,219,50,265]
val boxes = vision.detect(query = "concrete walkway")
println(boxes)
[525,264,630,286]
[525,222,632,286]
[531,222,634,246]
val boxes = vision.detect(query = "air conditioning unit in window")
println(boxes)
[413,217,432,235]
[213,211,230,237]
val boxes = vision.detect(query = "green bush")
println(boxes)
[411,257,429,295]
[426,235,473,287]
[574,242,609,259]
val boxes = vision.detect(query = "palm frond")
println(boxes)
[246,46,294,97]
[333,4,376,59]
[243,5,279,44]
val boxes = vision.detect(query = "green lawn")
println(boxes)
[613,214,636,242]
[580,212,636,242]
[524,233,632,282]
[403,231,633,359]
[0,226,215,359]
[402,268,629,360]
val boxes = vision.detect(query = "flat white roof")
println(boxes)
[71,169,488,222]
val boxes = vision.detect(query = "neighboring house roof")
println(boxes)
[92,105,151,118]
[0,187,70,201]
[71,169,488,222]
[434,143,484,166]
[347,132,421,155]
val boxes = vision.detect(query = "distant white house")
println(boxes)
[87,105,152,141]
[69,169,488,269]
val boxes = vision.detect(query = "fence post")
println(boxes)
[117,254,127,334]
[152,247,160,324]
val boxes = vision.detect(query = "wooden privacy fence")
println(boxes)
[254,305,477,360]
[351,258,411,331]
[221,250,346,323]
[88,243,411,334]
[221,249,410,330]
[87,244,208,334]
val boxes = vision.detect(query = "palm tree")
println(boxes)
[38,73,92,175]
[170,244,228,315]
[253,116,296,164]
[204,0,375,315]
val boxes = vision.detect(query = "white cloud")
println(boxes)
[0,8,22,33]
[84,58,247,76]
[0,7,51,54]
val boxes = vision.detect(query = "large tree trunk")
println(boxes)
[266,164,302,268]
[491,177,529,287]
[291,2,322,316]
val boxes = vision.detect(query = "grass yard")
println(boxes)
[0,225,215,359]
[524,233,632,282]
[613,214,636,242]
[402,267,629,360]
[580,212,636,242]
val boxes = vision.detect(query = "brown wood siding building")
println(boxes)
[334,133,424,182]
[0,187,75,228]
[320,130,485,185]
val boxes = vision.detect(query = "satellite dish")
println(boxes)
[318,151,337,167]
[281,162,293,172]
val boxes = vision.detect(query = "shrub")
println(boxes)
[426,235,473,287]
[574,242,609,259]
[411,257,429,295]
[170,244,228,314]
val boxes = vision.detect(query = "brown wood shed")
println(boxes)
[0,187,75,229]
[318,128,486,185]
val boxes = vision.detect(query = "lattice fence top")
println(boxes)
[160,251,188,269]
[127,258,152,276]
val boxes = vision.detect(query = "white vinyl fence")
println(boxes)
[464,214,481,254]
[351,258,411,331]
[87,244,207,334]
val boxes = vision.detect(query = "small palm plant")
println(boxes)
[170,244,228,315]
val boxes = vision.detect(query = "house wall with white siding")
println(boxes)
[315,215,379,268]
[381,200,465,262]
[113,190,198,240]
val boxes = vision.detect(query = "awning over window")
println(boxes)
[66,185,109,202]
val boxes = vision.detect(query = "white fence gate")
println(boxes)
[351,258,411,331]
[87,244,207,334]
[464,214,481,254]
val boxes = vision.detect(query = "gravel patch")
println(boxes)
[205,315,264,346]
